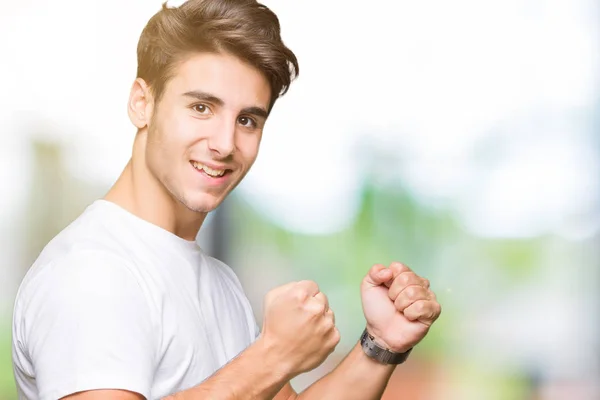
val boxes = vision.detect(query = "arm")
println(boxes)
[64,337,394,400]
[273,346,396,400]
[165,263,439,400]
[291,342,395,400]
[59,262,435,400]
[277,262,442,400]
[165,337,294,400]
[272,344,397,400]
[60,280,339,400]
[64,337,295,400]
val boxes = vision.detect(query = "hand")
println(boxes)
[361,262,441,353]
[259,280,340,377]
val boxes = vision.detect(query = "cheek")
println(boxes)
[237,133,262,161]
[150,113,193,153]
[146,128,182,179]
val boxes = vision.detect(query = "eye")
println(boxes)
[192,104,211,114]
[238,116,257,128]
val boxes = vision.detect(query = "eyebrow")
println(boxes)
[183,90,269,119]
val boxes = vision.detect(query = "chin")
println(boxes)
[181,193,224,214]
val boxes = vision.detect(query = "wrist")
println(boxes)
[365,325,412,354]
[254,334,297,381]
[361,328,413,365]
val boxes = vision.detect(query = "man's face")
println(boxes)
[145,52,271,213]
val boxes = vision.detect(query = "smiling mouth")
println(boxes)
[190,161,231,178]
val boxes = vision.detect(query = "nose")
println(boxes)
[207,117,236,158]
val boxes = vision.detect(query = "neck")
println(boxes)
[104,131,206,241]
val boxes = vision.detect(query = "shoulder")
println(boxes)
[32,200,145,268]
[14,247,158,349]
[16,200,155,311]
[17,247,141,308]
[12,247,159,400]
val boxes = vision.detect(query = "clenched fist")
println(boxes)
[259,280,340,377]
[361,262,441,353]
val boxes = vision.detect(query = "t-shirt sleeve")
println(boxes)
[20,250,157,400]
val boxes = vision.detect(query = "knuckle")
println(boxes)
[327,310,336,324]
[308,300,325,315]
[296,279,308,288]
[394,262,412,274]
[399,273,412,285]
[316,302,326,314]
[324,320,334,332]
[316,292,327,302]
[306,280,320,292]
[371,263,384,272]
[428,308,437,320]
[280,281,297,293]
[332,328,341,343]
[293,286,310,301]
[405,286,418,299]
[391,261,406,270]
[291,290,304,302]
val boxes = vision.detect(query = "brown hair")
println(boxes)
[136,0,299,112]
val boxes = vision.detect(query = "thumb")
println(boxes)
[363,264,393,288]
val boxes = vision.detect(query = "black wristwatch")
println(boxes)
[360,328,413,365]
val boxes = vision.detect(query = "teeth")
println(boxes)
[192,161,226,177]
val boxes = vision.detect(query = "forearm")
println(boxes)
[165,338,292,400]
[296,342,396,400]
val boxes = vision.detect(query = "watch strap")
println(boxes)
[360,328,413,365]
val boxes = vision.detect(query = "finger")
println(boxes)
[364,264,393,288]
[422,278,431,289]
[388,272,425,301]
[325,308,335,325]
[389,262,412,278]
[389,262,431,289]
[393,285,431,312]
[330,326,341,348]
[385,262,413,288]
[314,292,329,313]
[403,300,442,326]
[305,296,327,315]
[295,280,320,298]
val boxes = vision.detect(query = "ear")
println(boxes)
[127,78,154,129]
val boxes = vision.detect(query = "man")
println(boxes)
[12,0,442,399]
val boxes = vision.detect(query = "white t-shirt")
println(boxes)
[12,200,260,400]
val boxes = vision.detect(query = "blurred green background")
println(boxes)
[1,0,599,399]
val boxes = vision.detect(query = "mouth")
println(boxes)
[190,161,232,180]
